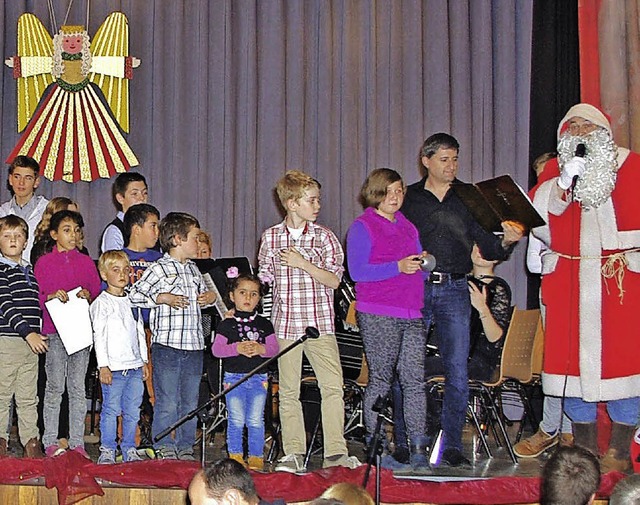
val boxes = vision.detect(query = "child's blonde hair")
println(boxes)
[98,250,130,276]
[34,197,78,242]
[275,170,320,208]
[321,483,374,505]
[197,231,213,250]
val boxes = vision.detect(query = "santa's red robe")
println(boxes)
[531,149,640,401]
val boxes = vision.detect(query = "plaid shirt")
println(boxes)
[128,254,205,350]
[258,220,344,341]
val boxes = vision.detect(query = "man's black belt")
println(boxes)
[427,272,468,284]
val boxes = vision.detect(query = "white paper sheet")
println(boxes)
[44,286,93,355]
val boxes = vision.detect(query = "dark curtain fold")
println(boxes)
[527,0,580,308]
[528,0,580,174]
[0,1,533,306]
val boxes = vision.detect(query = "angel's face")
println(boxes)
[61,35,83,54]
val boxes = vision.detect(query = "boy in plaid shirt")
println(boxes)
[258,170,359,473]
[129,212,216,460]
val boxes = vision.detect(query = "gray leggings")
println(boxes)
[357,312,427,440]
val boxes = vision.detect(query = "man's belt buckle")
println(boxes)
[430,272,444,284]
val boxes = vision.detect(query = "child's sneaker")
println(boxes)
[98,447,116,465]
[155,446,178,460]
[323,453,361,469]
[45,445,66,458]
[275,453,306,473]
[72,446,90,459]
[177,448,196,461]
[124,447,143,462]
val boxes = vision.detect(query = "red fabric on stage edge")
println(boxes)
[0,453,627,505]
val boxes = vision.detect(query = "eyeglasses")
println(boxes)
[568,121,598,135]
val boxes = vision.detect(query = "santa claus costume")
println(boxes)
[531,103,640,472]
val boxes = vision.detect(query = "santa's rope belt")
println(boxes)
[545,248,640,304]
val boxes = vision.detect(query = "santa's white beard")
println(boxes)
[557,129,618,210]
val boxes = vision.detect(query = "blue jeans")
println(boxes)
[43,333,90,449]
[224,372,268,457]
[151,344,203,452]
[423,278,471,452]
[100,368,144,452]
[565,397,640,425]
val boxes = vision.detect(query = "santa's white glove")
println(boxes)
[558,156,586,190]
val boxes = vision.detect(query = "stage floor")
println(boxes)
[0,416,626,505]
[5,410,549,476]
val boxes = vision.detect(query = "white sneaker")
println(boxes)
[125,447,144,462]
[323,453,361,469]
[98,446,116,465]
[275,453,306,473]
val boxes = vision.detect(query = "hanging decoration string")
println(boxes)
[46,0,57,33]
[62,0,75,28]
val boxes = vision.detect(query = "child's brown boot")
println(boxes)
[228,453,246,466]
[247,456,264,471]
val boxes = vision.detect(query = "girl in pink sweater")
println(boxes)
[34,210,101,458]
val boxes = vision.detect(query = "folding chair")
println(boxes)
[427,307,542,464]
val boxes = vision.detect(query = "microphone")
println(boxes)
[571,143,586,190]
[301,326,320,341]
[413,254,437,272]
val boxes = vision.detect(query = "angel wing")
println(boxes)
[89,12,131,133]
[15,13,54,132]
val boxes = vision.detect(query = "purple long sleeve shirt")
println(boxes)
[212,311,278,374]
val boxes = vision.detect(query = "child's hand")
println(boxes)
[223,308,235,319]
[279,247,306,269]
[237,341,254,357]
[242,341,265,357]
[48,289,69,303]
[398,255,423,274]
[197,290,216,307]
[76,288,92,302]
[157,292,189,309]
[142,363,150,381]
[25,332,48,354]
[99,367,113,385]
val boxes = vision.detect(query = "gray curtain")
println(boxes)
[0,0,532,306]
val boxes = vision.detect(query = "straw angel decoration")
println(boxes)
[4,12,140,182]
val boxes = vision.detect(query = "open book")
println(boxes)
[451,175,545,233]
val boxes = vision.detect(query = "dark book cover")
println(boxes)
[194,257,253,317]
[451,175,546,233]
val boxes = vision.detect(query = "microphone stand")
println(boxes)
[154,327,320,467]
[363,394,390,505]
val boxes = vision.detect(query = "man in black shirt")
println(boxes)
[401,133,523,467]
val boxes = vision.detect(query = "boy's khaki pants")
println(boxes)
[277,334,347,458]
[0,336,39,444]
